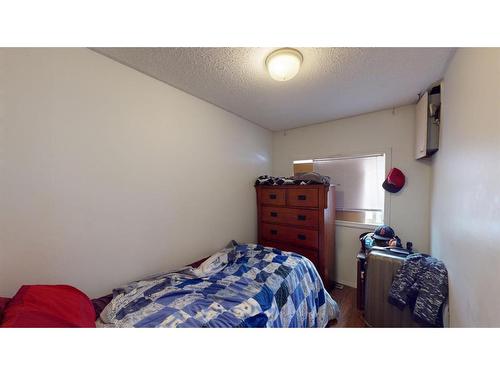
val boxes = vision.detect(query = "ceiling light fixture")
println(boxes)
[265,48,303,82]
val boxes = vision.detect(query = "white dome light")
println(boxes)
[266,48,303,82]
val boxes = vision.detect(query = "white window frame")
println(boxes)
[305,148,392,230]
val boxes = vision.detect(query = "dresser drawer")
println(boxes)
[261,223,319,249]
[259,188,286,206]
[261,206,319,228]
[284,226,319,249]
[261,240,319,267]
[287,188,319,208]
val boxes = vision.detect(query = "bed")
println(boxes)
[96,243,339,327]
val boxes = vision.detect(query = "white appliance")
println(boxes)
[415,81,442,159]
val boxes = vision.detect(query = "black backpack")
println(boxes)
[359,231,402,252]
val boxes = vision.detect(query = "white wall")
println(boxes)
[431,48,500,327]
[272,105,432,287]
[0,48,271,298]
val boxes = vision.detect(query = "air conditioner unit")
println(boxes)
[415,81,441,159]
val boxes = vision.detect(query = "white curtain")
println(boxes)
[314,155,385,211]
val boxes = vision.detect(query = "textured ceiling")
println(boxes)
[92,48,455,130]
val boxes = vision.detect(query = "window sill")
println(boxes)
[335,220,381,230]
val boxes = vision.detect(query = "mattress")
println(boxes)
[91,257,208,319]
[96,243,338,327]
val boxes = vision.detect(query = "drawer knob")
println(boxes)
[297,195,307,200]
[269,194,277,199]
[298,234,306,240]
[270,212,278,217]
[297,214,306,221]
[271,229,278,235]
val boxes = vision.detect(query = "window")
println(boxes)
[293,159,314,175]
[294,154,386,225]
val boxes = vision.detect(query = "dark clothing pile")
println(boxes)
[254,173,331,187]
[388,253,448,327]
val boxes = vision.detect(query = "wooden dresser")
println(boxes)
[256,184,335,289]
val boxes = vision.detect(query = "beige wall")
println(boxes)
[272,105,432,287]
[0,48,271,298]
[430,48,500,327]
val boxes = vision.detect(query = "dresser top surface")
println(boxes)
[255,184,334,189]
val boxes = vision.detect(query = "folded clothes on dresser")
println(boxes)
[254,172,330,186]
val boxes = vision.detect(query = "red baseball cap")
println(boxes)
[382,168,405,193]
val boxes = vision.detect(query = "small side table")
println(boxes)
[356,250,367,310]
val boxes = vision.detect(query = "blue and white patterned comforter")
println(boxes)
[97,243,339,328]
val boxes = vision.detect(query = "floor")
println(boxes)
[327,285,367,328]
